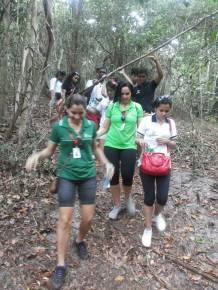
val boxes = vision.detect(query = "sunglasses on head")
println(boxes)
[156,95,171,101]
[72,72,80,77]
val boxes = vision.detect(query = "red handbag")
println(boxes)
[140,152,171,176]
[140,118,173,176]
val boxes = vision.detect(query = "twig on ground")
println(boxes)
[153,249,218,284]
[148,268,173,289]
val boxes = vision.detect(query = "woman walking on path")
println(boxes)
[137,95,177,247]
[97,82,143,220]
[25,94,114,289]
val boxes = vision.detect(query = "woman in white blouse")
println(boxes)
[137,95,177,247]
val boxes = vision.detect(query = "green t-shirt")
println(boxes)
[50,116,96,181]
[105,101,143,149]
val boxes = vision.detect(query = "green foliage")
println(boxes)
[1,0,218,120]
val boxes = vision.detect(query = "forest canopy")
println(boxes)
[0,0,217,143]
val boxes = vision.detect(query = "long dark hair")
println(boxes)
[114,81,134,103]
[63,71,80,86]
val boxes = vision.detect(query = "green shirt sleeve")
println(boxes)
[105,103,114,119]
[50,123,60,144]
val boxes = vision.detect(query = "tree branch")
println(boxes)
[80,9,218,94]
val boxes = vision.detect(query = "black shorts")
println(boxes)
[104,147,136,186]
[57,177,96,207]
[140,171,170,206]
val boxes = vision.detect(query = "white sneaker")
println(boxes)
[154,214,166,231]
[126,197,136,217]
[142,228,152,247]
[108,206,122,220]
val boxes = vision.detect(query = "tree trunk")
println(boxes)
[0,0,10,121]
[17,0,54,148]
[7,47,30,138]
[17,0,37,147]
[71,0,84,66]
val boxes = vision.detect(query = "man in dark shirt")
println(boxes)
[133,55,163,113]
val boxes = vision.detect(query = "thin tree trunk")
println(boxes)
[57,48,64,70]
[0,0,10,121]
[17,0,54,148]
[71,0,84,65]
[17,0,37,147]
[7,47,29,138]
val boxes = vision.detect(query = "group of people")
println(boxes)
[26,55,177,289]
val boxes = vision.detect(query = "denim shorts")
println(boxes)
[57,177,97,207]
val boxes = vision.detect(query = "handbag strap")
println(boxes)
[167,118,172,134]
[166,118,172,153]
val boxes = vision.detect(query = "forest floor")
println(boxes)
[0,98,218,290]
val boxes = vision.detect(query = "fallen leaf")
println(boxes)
[115,275,125,283]
[33,246,46,255]
[181,255,192,260]
[191,275,201,281]
[191,214,198,220]
[11,238,18,245]
[195,238,205,244]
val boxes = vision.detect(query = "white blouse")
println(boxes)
[137,114,177,155]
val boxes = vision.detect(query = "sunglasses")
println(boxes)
[156,95,171,101]
[121,111,126,122]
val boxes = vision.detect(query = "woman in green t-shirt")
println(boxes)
[25,94,114,289]
[97,82,143,220]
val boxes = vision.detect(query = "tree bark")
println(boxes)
[17,0,37,146]
[0,0,10,121]
[71,0,84,66]
[16,0,54,147]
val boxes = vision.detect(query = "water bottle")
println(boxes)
[102,176,110,190]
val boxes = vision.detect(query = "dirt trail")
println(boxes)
[0,102,217,290]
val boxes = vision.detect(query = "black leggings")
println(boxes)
[140,171,170,206]
[104,147,136,186]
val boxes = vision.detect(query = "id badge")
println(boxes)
[120,123,125,131]
[73,147,81,159]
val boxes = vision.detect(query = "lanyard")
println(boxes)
[68,120,84,148]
